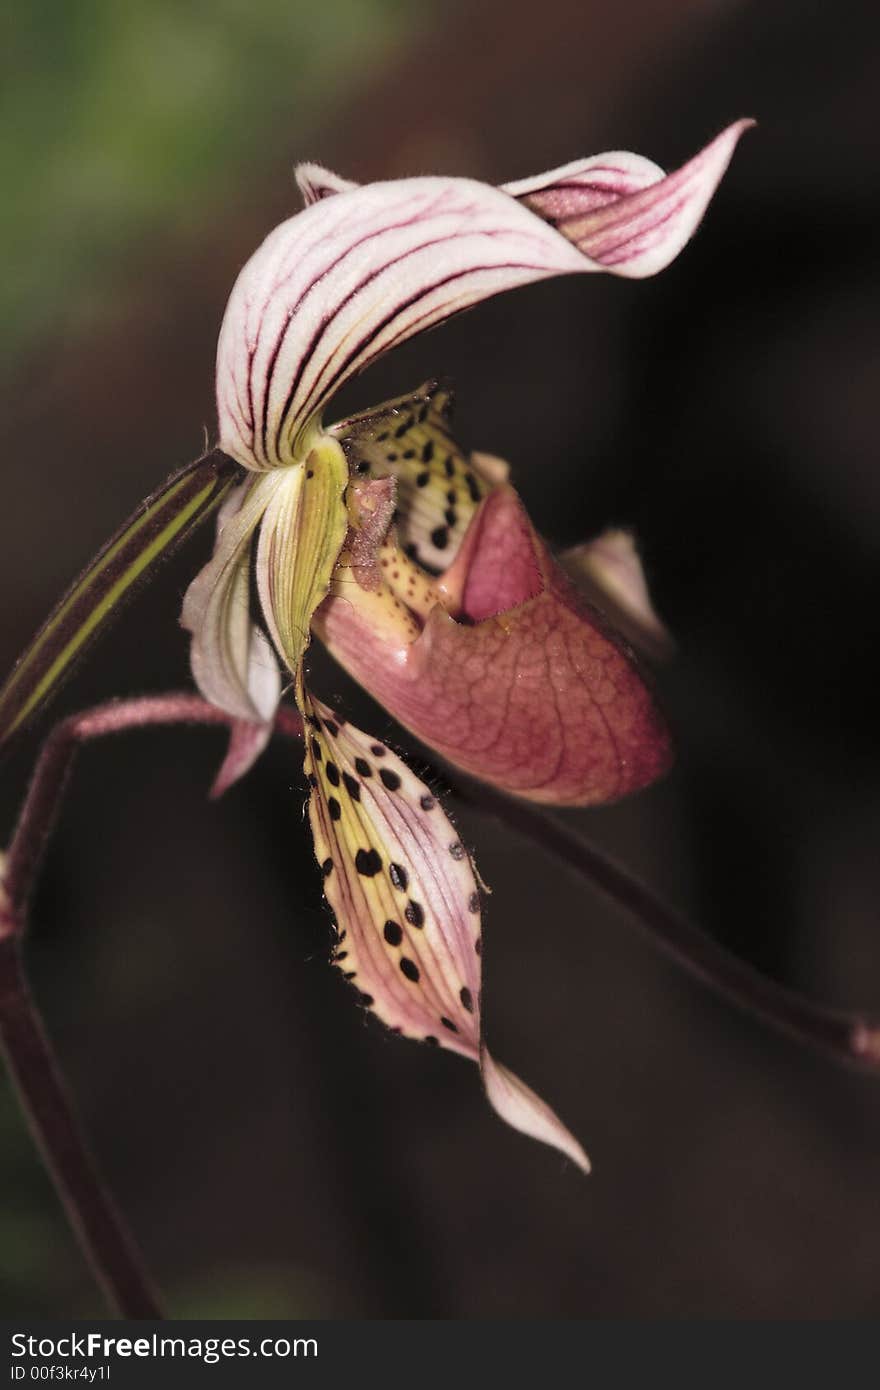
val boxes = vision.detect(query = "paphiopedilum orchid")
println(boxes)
[1,120,751,1174]
[177,118,751,1169]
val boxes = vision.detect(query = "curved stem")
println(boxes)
[0,694,302,1319]
[2,691,878,1320]
[459,782,880,1073]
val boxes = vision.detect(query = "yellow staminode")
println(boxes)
[256,435,349,688]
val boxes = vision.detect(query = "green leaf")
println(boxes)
[0,449,239,749]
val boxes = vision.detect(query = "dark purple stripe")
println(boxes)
[559,164,688,240]
[307,257,556,421]
[257,191,451,461]
[265,205,456,458]
[274,228,477,454]
[576,189,688,264]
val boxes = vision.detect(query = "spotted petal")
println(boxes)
[303,693,588,1170]
[331,379,491,572]
[218,123,750,471]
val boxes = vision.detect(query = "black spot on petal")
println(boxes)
[460,986,474,1013]
[424,1035,439,1046]
[421,440,435,463]
[441,1017,459,1033]
[416,470,430,487]
[307,773,318,788]
[323,720,339,738]
[328,797,341,821]
[355,848,382,876]
[359,992,374,1007]
[430,525,449,550]
[311,739,322,762]
[444,455,455,478]
[465,472,481,503]
[449,841,465,860]
[354,757,372,778]
[342,772,360,801]
[444,507,457,527]
[383,919,403,946]
[395,415,414,437]
[379,767,401,791]
[400,957,420,982]
[405,901,425,928]
[325,762,340,786]
[321,857,334,878]
[402,448,416,460]
[389,862,409,892]
[468,891,480,913]
[370,744,386,757]
[420,794,436,811]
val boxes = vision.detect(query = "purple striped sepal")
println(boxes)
[217,121,752,470]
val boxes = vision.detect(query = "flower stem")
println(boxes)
[460,782,880,1073]
[2,692,877,1319]
[0,694,301,1318]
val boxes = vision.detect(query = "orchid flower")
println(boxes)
[1,121,751,1173]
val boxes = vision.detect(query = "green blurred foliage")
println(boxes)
[0,0,418,372]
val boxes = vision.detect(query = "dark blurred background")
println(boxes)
[2,0,879,1318]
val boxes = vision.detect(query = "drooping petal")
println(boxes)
[0,450,238,749]
[331,379,491,571]
[559,530,673,662]
[480,1049,589,1172]
[210,713,276,799]
[253,437,349,678]
[302,692,588,1169]
[218,124,749,470]
[181,472,285,723]
[509,120,754,279]
[315,487,672,805]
